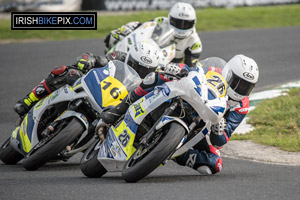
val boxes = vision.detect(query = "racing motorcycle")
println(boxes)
[80,67,228,182]
[0,60,141,170]
[107,21,176,66]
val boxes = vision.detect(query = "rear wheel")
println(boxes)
[80,139,107,178]
[22,118,85,170]
[122,122,186,183]
[0,138,24,164]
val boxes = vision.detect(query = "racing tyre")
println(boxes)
[122,122,185,183]
[80,139,107,178]
[22,118,84,170]
[0,138,24,164]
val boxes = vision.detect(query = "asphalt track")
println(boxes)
[1,26,300,200]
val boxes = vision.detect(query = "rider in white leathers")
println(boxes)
[105,2,203,68]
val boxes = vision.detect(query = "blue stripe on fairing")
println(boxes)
[26,109,35,141]
[192,76,202,96]
[84,68,109,108]
[210,106,225,115]
[123,112,138,134]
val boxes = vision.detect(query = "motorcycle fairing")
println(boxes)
[108,21,176,66]
[98,113,138,158]
[13,109,35,153]
[83,67,128,109]
[97,117,138,171]
[10,83,90,155]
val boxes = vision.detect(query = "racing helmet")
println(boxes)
[168,2,196,39]
[125,41,160,78]
[222,55,259,101]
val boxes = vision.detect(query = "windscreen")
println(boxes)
[111,60,142,92]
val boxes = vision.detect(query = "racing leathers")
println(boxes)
[175,96,249,174]
[104,17,203,68]
[101,59,250,175]
[13,51,127,116]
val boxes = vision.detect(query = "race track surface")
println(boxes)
[1,26,300,200]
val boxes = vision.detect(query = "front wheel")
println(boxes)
[22,118,85,170]
[0,137,24,164]
[122,122,186,183]
[80,139,107,178]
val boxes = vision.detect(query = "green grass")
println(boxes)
[232,88,300,152]
[1,4,300,41]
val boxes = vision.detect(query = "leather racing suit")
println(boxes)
[104,17,203,68]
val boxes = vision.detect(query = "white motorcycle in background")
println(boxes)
[107,21,176,66]
[80,67,228,182]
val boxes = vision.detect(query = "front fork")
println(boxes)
[139,101,179,145]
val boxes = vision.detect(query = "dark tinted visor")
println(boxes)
[170,16,195,30]
[126,55,155,79]
[228,72,256,96]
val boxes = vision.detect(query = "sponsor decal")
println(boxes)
[133,101,145,119]
[235,107,249,114]
[186,153,197,168]
[110,146,117,157]
[127,38,132,45]
[162,85,170,96]
[50,91,59,102]
[140,56,152,64]
[191,42,201,50]
[80,114,88,124]
[243,72,254,80]
[178,12,189,18]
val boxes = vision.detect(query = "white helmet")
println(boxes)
[125,41,160,78]
[168,2,196,39]
[222,55,259,101]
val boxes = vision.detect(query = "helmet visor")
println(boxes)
[228,72,256,96]
[170,16,195,30]
[126,55,155,79]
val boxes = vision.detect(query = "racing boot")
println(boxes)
[13,80,51,116]
[174,148,223,175]
[101,91,137,125]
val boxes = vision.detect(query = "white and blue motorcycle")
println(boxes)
[80,67,228,182]
[0,60,141,170]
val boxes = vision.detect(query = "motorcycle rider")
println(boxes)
[105,2,202,68]
[13,41,160,116]
[101,54,259,175]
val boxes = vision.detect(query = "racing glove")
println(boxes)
[211,118,227,136]
[161,63,189,80]
[76,53,97,74]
